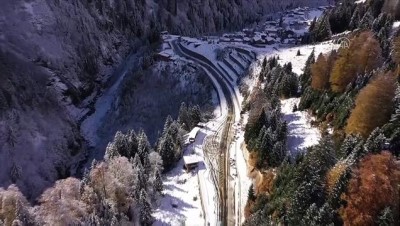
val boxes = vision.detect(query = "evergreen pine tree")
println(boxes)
[301,203,319,226]
[243,209,270,226]
[364,128,386,154]
[315,14,332,42]
[162,115,173,136]
[257,127,274,169]
[308,17,317,32]
[132,154,148,199]
[158,134,176,171]
[154,169,163,193]
[138,189,154,226]
[359,11,374,29]
[292,104,298,112]
[126,130,138,159]
[189,105,201,129]
[137,130,151,163]
[105,131,127,159]
[349,6,362,30]
[284,62,292,73]
[245,109,267,144]
[370,0,385,17]
[250,125,267,153]
[105,142,120,160]
[300,49,315,92]
[143,155,152,177]
[377,207,395,226]
[178,102,189,130]
[270,141,285,167]
[262,57,267,69]
[339,134,364,158]
[248,184,256,201]
[384,86,400,133]
[10,162,21,183]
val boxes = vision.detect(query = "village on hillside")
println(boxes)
[208,6,332,47]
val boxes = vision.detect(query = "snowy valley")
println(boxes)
[1,0,400,225]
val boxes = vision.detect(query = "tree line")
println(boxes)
[0,101,204,225]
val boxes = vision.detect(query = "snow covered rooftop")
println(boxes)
[188,127,201,139]
[183,155,201,165]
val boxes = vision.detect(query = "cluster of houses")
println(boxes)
[216,6,331,47]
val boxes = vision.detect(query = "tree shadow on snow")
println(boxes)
[160,192,197,217]
[164,183,186,193]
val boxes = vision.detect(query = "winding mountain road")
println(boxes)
[170,39,239,225]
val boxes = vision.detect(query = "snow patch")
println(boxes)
[281,98,321,155]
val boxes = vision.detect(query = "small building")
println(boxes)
[188,127,201,143]
[183,156,200,172]
[252,36,265,44]
[155,52,172,62]
[266,28,278,35]
[220,37,231,42]
[243,37,251,43]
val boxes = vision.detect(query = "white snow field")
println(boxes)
[281,98,321,155]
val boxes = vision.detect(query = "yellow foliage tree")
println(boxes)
[346,73,397,138]
[330,32,382,93]
[311,51,338,90]
[326,160,349,194]
[311,53,329,90]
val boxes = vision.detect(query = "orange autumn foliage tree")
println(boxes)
[340,151,400,226]
[330,32,383,93]
[311,53,329,90]
[311,51,338,90]
[345,73,396,138]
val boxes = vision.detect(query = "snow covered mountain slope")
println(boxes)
[0,0,144,199]
[0,0,329,200]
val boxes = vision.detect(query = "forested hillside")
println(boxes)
[243,0,400,225]
[0,0,327,201]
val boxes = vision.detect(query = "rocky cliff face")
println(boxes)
[0,0,326,199]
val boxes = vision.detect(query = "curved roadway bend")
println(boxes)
[170,40,238,226]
